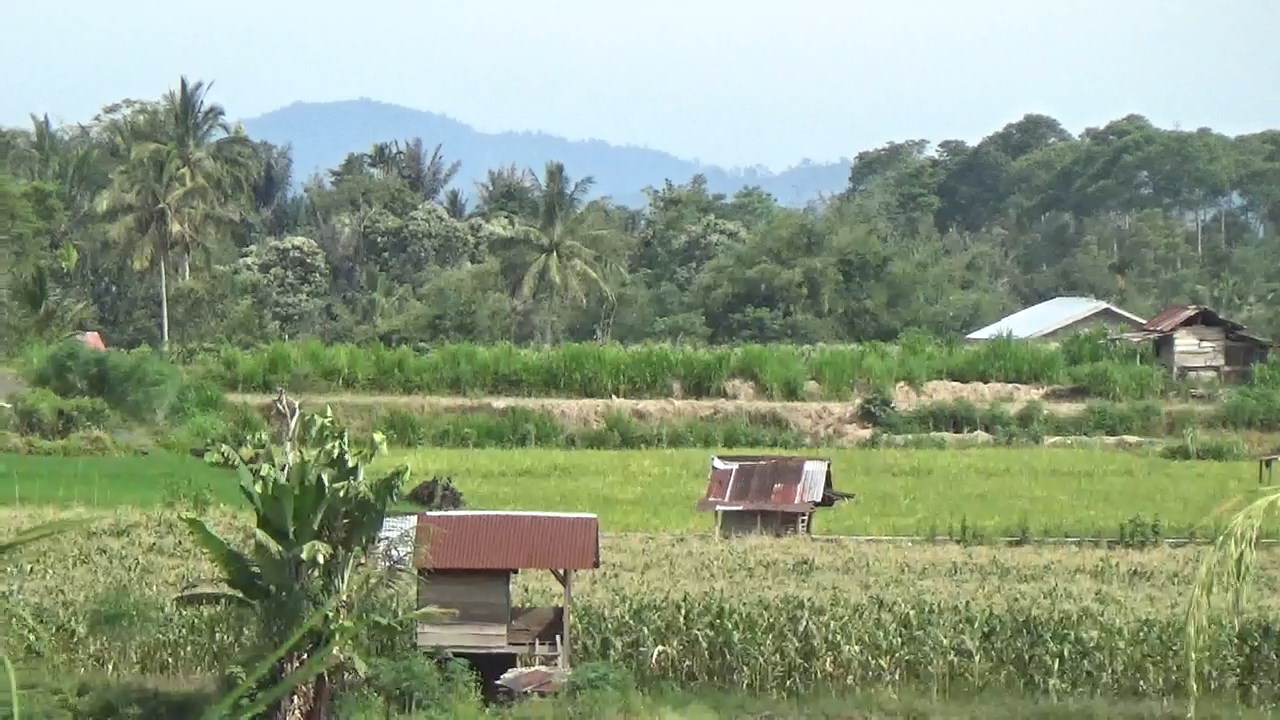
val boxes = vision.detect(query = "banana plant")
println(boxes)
[178,405,424,720]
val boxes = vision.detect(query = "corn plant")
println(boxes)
[0,516,97,720]
[1185,484,1280,717]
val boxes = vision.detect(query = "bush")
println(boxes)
[870,398,1168,440]
[25,340,184,423]
[366,406,809,450]
[405,476,466,509]
[1159,429,1249,462]
[12,388,115,439]
[0,430,142,456]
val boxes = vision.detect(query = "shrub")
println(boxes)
[405,476,466,510]
[12,388,115,439]
[25,340,183,423]
[1159,429,1249,462]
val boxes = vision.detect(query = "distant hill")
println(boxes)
[238,99,852,208]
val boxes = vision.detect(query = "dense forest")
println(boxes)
[3,76,1279,352]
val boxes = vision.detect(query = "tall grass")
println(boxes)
[182,332,1173,400]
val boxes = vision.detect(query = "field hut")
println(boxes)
[1116,305,1271,383]
[964,296,1146,342]
[408,511,599,676]
[695,454,854,537]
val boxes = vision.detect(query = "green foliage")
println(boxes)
[370,406,810,450]
[872,397,1170,439]
[180,406,413,718]
[0,430,136,457]
[1160,429,1250,462]
[188,336,1173,401]
[10,389,114,440]
[24,341,183,423]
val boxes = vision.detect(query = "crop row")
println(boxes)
[174,335,1181,400]
[7,511,1279,708]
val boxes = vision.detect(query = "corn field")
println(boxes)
[6,508,1275,707]
[173,334,1184,401]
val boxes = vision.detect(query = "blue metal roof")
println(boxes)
[965,296,1145,340]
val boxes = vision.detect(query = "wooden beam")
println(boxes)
[550,569,566,587]
[562,568,573,669]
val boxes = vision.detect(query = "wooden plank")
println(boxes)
[1185,325,1226,341]
[508,606,563,645]
[563,568,573,669]
[417,622,508,650]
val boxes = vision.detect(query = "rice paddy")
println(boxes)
[1,447,1268,539]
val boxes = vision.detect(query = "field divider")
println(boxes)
[599,531,1280,547]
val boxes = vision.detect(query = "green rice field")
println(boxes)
[0,447,1269,539]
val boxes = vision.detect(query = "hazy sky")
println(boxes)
[5,0,1278,170]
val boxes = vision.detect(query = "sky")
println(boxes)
[4,0,1278,171]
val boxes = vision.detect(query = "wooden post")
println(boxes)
[562,568,573,669]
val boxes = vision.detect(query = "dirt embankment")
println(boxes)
[226,380,1074,444]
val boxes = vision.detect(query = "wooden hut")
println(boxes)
[410,511,599,671]
[1118,305,1272,383]
[695,454,854,537]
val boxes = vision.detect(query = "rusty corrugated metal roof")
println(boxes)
[414,511,599,570]
[68,331,107,350]
[1143,305,1244,333]
[695,455,852,513]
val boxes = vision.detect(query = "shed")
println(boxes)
[695,455,854,537]
[411,511,599,670]
[965,296,1146,342]
[1116,305,1271,383]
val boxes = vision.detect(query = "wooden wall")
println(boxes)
[417,570,511,650]
[720,511,806,537]
[1156,325,1268,382]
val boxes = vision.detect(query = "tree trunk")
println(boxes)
[158,253,170,350]
[1196,210,1203,256]
[181,252,191,282]
[270,652,329,720]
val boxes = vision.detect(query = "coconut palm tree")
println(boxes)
[493,161,617,343]
[95,77,258,347]
[96,134,203,348]
[155,76,258,279]
[395,138,460,203]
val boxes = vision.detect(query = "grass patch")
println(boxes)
[0,452,243,507]
[378,447,1263,538]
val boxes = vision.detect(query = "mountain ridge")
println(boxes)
[237,99,852,207]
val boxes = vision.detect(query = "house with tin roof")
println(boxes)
[1112,304,1272,383]
[400,510,599,681]
[696,454,854,537]
[965,296,1146,342]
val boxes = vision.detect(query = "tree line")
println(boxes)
[3,76,1279,351]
